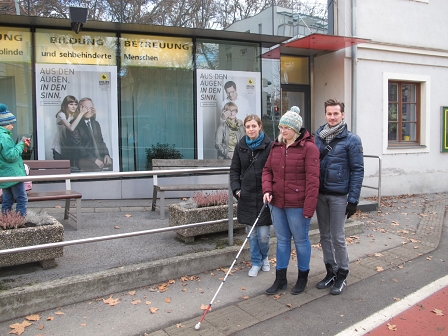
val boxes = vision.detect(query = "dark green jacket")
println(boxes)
[0,126,26,189]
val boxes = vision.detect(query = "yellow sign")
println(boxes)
[0,27,31,63]
[120,34,192,69]
[35,29,117,65]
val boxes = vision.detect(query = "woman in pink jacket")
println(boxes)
[262,108,320,295]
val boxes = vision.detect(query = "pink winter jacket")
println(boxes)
[262,129,320,218]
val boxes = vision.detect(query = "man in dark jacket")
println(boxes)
[68,97,112,172]
[314,98,364,295]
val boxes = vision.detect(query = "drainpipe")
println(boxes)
[351,0,357,133]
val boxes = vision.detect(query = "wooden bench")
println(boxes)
[24,160,82,230]
[151,159,230,219]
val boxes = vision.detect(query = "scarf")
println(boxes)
[246,132,265,151]
[319,120,346,144]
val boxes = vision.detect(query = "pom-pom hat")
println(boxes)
[279,110,303,134]
[0,104,16,126]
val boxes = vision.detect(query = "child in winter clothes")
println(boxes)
[0,104,29,216]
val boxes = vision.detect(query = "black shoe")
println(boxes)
[316,263,336,289]
[266,269,287,295]
[330,269,349,295]
[291,270,309,295]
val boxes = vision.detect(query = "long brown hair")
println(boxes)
[57,95,78,119]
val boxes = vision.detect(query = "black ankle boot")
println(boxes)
[330,268,349,295]
[266,269,287,295]
[291,270,309,295]
[316,263,336,289]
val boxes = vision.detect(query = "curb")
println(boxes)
[0,221,365,323]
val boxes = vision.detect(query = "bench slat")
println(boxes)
[28,191,82,201]
[24,160,71,170]
[156,184,228,192]
[152,159,230,170]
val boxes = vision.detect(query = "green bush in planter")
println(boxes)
[145,143,183,170]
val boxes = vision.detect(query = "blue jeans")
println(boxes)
[269,205,311,272]
[2,182,28,216]
[316,194,349,270]
[246,225,270,267]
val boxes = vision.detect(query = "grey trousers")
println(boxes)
[316,193,349,271]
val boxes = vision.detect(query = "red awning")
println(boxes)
[262,33,370,59]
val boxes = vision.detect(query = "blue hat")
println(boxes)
[0,104,16,126]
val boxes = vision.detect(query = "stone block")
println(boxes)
[0,218,63,269]
[169,203,245,242]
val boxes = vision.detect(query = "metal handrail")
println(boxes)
[0,166,237,257]
[0,218,238,256]
[362,155,382,209]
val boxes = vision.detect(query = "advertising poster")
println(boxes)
[35,29,118,172]
[196,70,261,159]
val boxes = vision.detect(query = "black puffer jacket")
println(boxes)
[230,134,272,226]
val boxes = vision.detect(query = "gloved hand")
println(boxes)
[345,202,358,219]
[21,137,31,153]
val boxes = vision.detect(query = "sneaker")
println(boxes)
[248,265,261,277]
[262,258,270,272]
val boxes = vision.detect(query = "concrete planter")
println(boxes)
[0,217,64,269]
[168,203,245,242]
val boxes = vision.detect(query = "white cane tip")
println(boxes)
[195,323,201,330]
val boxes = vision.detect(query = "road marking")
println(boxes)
[334,274,448,336]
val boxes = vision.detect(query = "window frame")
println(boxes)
[387,81,421,146]
[383,73,430,154]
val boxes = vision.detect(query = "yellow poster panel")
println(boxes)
[0,27,31,63]
[35,29,117,66]
[443,107,448,153]
[120,34,192,69]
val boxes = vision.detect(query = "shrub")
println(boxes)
[193,190,228,208]
[145,143,183,170]
[0,211,26,230]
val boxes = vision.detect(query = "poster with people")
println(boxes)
[35,64,119,172]
[196,69,261,159]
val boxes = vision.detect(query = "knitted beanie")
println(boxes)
[290,106,300,114]
[279,111,303,134]
[0,104,16,126]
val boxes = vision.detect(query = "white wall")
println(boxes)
[321,0,448,196]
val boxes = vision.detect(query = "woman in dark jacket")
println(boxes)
[262,108,320,295]
[230,114,272,277]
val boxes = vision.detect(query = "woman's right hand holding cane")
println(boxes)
[263,192,272,204]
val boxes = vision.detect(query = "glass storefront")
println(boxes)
[0,27,33,158]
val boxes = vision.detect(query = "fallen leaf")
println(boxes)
[128,290,136,296]
[182,288,187,292]
[398,265,404,269]
[54,205,61,208]
[46,316,54,321]
[165,297,171,303]
[243,296,249,300]
[286,303,292,307]
[387,323,397,331]
[393,297,401,301]
[145,301,151,305]
[25,314,40,321]
[210,272,215,276]
[37,325,44,330]
[374,253,383,257]
[392,278,399,283]
[376,266,384,272]
[241,287,247,290]
[414,246,419,249]
[273,294,281,299]
[125,214,132,218]
[432,308,444,316]
[80,323,87,327]
[54,311,64,315]
[8,320,32,335]
[114,225,120,229]
[176,323,184,328]
[149,307,159,314]
[131,299,141,305]
[168,279,175,284]
[200,304,210,310]
[103,295,120,306]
